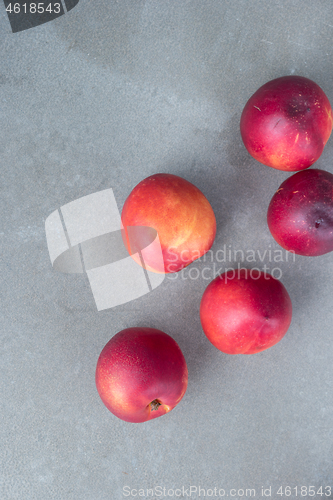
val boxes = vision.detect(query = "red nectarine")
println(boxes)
[200,269,292,354]
[267,168,333,256]
[95,327,188,423]
[240,75,333,171]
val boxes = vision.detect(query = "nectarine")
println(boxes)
[267,168,333,256]
[121,173,216,273]
[240,75,333,171]
[200,269,292,355]
[95,327,188,423]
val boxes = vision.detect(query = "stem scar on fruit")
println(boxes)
[150,399,162,411]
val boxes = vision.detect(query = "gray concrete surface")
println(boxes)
[1,0,333,498]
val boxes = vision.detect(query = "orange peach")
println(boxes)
[121,173,216,273]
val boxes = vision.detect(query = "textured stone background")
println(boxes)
[1,1,333,498]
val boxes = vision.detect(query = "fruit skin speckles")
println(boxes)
[267,168,333,256]
[240,75,333,171]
